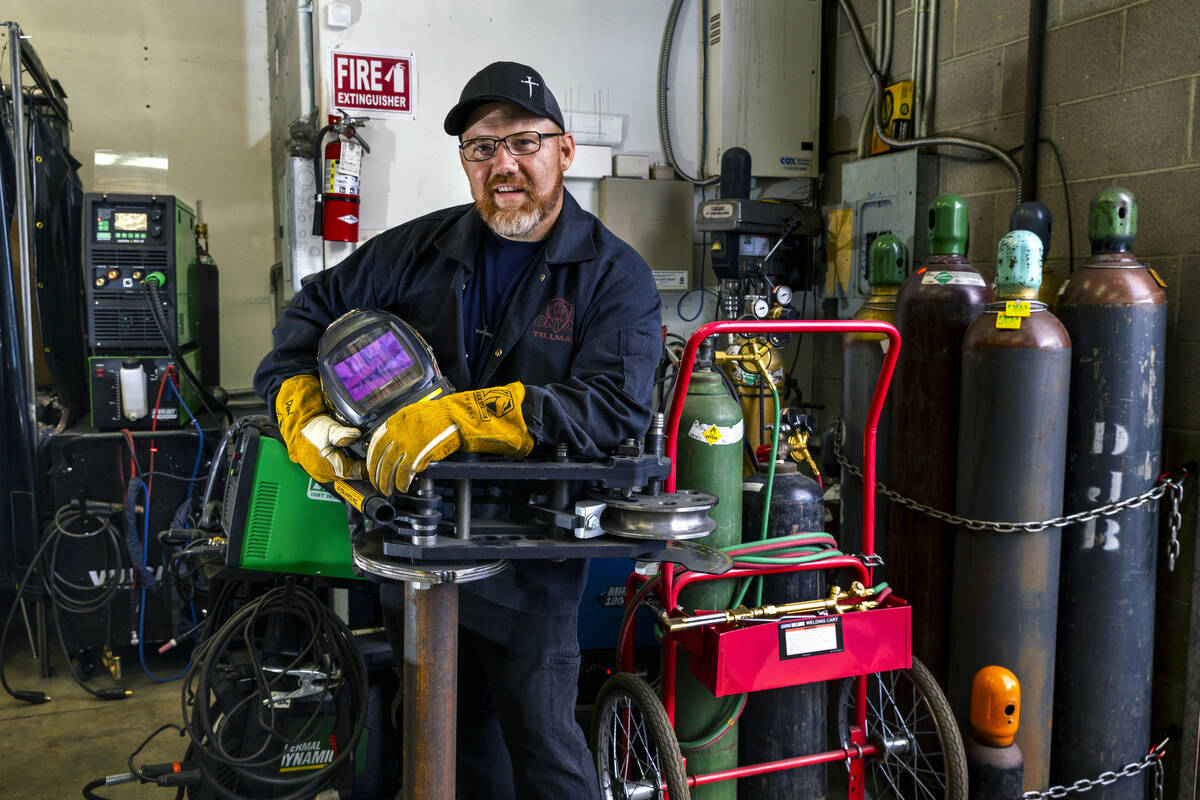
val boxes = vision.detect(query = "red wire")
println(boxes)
[121,428,138,591]
[147,365,172,497]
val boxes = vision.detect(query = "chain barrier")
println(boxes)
[832,420,1188,571]
[1020,739,1169,800]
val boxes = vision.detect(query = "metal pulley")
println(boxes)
[352,537,509,586]
[594,489,719,540]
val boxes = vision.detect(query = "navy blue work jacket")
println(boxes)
[253,190,662,612]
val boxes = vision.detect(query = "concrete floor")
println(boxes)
[1,631,192,799]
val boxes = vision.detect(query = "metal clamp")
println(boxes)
[262,666,337,707]
[573,500,606,539]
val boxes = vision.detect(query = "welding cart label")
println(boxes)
[921,270,986,287]
[688,419,743,446]
[778,617,844,660]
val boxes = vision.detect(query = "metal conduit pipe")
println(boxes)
[911,0,928,135]
[658,0,719,185]
[856,0,896,158]
[921,0,940,135]
[838,0,1024,205]
[1021,0,1048,202]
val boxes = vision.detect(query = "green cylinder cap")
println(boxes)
[868,234,908,287]
[927,194,970,256]
[1088,187,1137,254]
[994,230,1043,296]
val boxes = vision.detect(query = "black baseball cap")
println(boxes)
[443,61,565,136]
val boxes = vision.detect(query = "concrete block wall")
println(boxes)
[821,0,1200,793]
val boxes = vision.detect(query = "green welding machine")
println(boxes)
[220,422,360,580]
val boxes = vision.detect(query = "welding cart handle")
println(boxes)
[663,319,900,562]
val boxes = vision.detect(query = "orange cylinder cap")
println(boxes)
[970,665,1020,746]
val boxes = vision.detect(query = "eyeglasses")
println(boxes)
[459,131,563,162]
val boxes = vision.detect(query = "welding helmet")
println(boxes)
[317,309,453,433]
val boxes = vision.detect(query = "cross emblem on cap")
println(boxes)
[521,76,539,97]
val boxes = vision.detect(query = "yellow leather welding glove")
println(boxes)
[275,374,364,483]
[366,382,535,494]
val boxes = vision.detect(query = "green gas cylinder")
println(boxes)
[673,340,744,799]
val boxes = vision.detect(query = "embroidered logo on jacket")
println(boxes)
[532,298,574,343]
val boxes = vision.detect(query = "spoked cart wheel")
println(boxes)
[591,672,691,800]
[837,656,968,800]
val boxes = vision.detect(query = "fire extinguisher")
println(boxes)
[312,111,370,242]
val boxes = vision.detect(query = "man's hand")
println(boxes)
[276,374,364,483]
[367,382,535,494]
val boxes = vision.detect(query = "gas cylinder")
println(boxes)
[841,233,907,569]
[887,194,992,684]
[1009,201,1058,303]
[674,338,744,799]
[950,230,1070,791]
[737,459,825,800]
[966,666,1025,800]
[1050,188,1166,799]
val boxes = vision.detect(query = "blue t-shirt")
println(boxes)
[462,232,546,381]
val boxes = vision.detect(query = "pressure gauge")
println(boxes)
[773,285,793,307]
[751,297,771,319]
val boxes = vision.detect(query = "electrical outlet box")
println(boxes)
[832,150,940,317]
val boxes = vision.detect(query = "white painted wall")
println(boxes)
[14,2,275,391]
[309,0,705,237]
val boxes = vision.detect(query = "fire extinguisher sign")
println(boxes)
[330,49,414,116]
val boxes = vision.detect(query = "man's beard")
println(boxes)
[475,172,563,238]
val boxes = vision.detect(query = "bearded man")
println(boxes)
[253,61,662,799]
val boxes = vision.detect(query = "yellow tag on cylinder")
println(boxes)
[1004,300,1031,317]
[995,314,1022,330]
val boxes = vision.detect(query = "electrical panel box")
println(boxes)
[598,177,695,286]
[832,150,940,317]
[84,193,197,350]
[705,0,822,179]
[88,351,202,430]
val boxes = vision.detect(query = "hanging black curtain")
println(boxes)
[0,99,39,580]
[29,108,86,424]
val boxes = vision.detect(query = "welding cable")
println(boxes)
[81,722,192,799]
[141,280,233,423]
[0,503,134,703]
[677,691,748,753]
[730,373,782,608]
[137,480,191,683]
[181,584,368,800]
[167,373,205,503]
[836,0,1024,205]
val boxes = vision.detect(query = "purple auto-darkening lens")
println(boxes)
[332,331,415,402]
